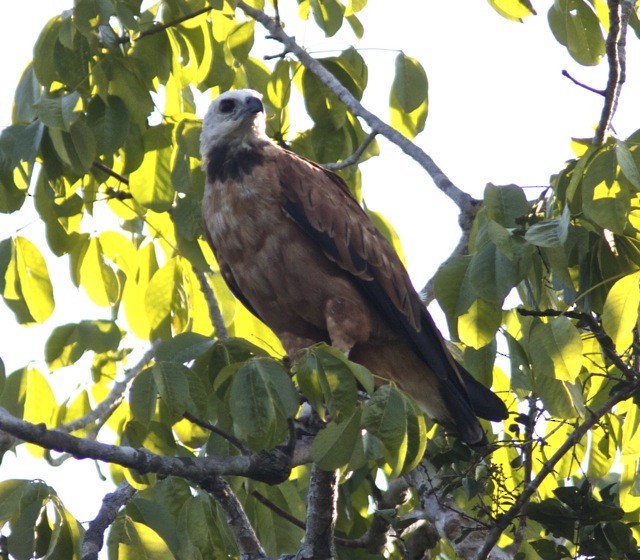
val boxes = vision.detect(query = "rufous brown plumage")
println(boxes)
[200,89,507,445]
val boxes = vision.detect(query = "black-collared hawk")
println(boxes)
[199,89,507,445]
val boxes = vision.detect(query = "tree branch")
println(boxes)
[322,132,377,171]
[594,0,634,144]
[81,481,136,560]
[0,408,302,485]
[561,69,605,96]
[201,476,266,559]
[517,308,637,381]
[476,377,640,559]
[61,340,162,434]
[297,465,338,559]
[237,1,474,212]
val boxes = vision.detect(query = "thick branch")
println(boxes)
[0,408,301,485]
[476,378,640,559]
[594,0,634,144]
[202,476,266,559]
[297,465,338,559]
[81,481,136,560]
[237,1,473,211]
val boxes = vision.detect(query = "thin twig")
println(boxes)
[237,1,474,212]
[323,132,377,171]
[476,377,640,558]
[193,267,229,341]
[60,340,162,434]
[561,70,605,96]
[184,411,249,455]
[92,161,130,186]
[81,481,137,560]
[126,6,213,43]
[251,489,306,530]
[517,308,637,381]
[594,0,634,144]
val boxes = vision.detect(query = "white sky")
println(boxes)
[0,0,639,552]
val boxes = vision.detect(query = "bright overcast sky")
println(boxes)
[1,0,640,544]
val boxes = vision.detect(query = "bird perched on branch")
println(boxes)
[200,89,507,445]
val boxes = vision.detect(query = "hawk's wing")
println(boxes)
[276,148,506,435]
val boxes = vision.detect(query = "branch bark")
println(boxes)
[594,0,634,144]
[0,407,306,485]
[202,476,266,559]
[81,481,137,560]
[296,465,338,559]
[193,267,229,341]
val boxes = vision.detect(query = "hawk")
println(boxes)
[200,89,507,445]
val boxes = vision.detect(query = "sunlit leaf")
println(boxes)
[14,236,54,323]
[601,271,640,353]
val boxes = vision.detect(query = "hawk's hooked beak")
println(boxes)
[243,96,264,117]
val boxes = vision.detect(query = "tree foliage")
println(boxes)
[1,0,640,558]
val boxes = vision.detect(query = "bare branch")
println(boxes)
[81,481,136,560]
[193,267,229,341]
[202,476,266,559]
[237,1,474,211]
[0,407,302,485]
[322,132,377,171]
[61,340,162,434]
[476,377,640,559]
[297,465,339,559]
[594,0,634,144]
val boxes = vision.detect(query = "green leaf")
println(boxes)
[130,125,175,212]
[390,53,428,138]
[107,517,175,559]
[530,317,583,383]
[582,146,630,233]
[525,206,571,248]
[78,237,120,307]
[152,361,192,420]
[391,52,428,113]
[45,320,122,370]
[469,242,520,305]
[13,64,41,125]
[156,333,215,364]
[616,140,640,191]
[310,0,345,36]
[311,405,362,470]
[144,257,191,338]
[483,183,530,228]
[14,236,55,323]
[548,0,606,66]
[229,358,299,451]
[86,95,129,155]
[602,271,640,353]
[434,255,476,324]
[33,17,62,87]
[48,118,96,173]
[227,21,254,62]
[457,298,502,349]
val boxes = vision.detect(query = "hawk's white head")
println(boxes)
[200,89,268,161]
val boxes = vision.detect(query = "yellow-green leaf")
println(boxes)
[530,317,583,382]
[457,298,501,349]
[79,237,120,307]
[602,271,640,353]
[15,236,54,323]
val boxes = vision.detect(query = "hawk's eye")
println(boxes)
[219,99,235,113]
